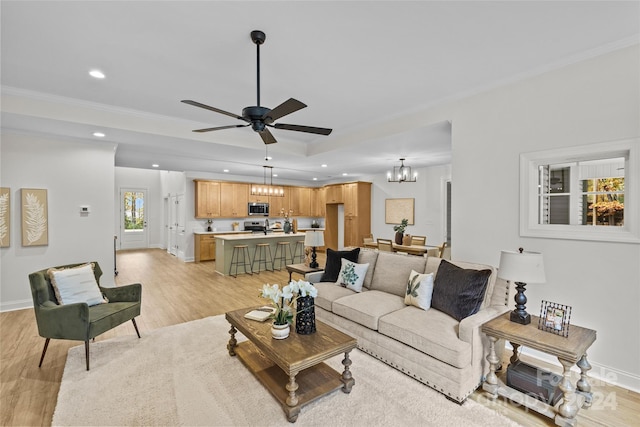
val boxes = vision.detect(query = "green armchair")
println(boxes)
[28,262,142,370]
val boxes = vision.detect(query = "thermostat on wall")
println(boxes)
[80,206,90,214]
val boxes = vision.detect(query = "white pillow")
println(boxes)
[48,263,106,306]
[404,270,434,311]
[336,259,370,292]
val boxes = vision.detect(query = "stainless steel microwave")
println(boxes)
[248,202,269,216]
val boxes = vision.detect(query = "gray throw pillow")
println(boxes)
[320,248,360,282]
[431,260,491,321]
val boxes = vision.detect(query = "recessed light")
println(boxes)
[89,69,105,79]
[152,164,159,168]
[321,164,327,168]
[273,174,278,177]
[265,156,272,160]
[223,169,229,173]
[92,132,105,137]
[342,173,348,176]
[313,177,318,181]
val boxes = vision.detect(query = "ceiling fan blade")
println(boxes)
[262,98,306,123]
[259,128,277,144]
[273,123,333,136]
[193,124,250,133]
[181,100,247,121]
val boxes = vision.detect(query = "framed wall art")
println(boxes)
[0,187,10,247]
[21,188,48,246]
[385,198,415,225]
[538,300,571,337]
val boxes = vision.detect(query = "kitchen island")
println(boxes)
[215,232,307,276]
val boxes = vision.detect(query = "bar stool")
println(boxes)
[252,243,273,273]
[229,245,253,277]
[272,241,291,271]
[291,240,305,264]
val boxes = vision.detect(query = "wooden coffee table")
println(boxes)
[225,307,357,423]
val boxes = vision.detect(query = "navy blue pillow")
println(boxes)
[431,260,491,321]
[320,248,360,282]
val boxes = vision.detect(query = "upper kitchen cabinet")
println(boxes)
[220,182,249,217]
[325,184,344,204]
[248,188,269,203]
[310,187,326,217]
[289,187,311,217]
[269,190,290,217]
[194,180,220,218]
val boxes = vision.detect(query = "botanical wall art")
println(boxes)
[0,188,10,247]
[21,188,48,246]
[385,198,415,225]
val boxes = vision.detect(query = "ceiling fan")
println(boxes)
[182,30,332,145]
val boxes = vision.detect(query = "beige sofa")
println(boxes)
[306,249,509,402]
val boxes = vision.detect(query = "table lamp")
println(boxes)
[497,248,546,325]
[304,230,324,268]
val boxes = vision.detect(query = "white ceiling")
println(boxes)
[2,1,638,183]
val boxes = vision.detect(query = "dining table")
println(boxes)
[362,241,437,256]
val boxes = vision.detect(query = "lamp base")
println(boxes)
[309,247,319,269]
[510,310,531,325]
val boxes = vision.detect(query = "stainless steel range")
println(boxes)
[244,220,271,234]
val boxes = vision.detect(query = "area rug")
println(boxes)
[53,315,520,426]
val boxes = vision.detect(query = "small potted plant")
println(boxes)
[393,218,409,245]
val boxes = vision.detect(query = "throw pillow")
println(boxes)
[404,270,434,311]
[320,247,360,282]
[431,260,491,321]
[48,263,107,306]
[336,259,370,292]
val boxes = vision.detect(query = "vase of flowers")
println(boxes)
[260,280,318,339]
[280,208,294,234]
[393,218,409,244]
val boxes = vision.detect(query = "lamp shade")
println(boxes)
[304,230,324,247]
[497,250,546,283]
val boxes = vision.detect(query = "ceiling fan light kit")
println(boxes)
[387,158,417,183]
[182,30,332,145]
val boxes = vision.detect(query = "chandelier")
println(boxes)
[251,165,284,197]
[387,158,417,183]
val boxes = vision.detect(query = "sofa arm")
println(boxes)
[36,302,90,340]
[101,283,142,303]
[305,271,324,283]
[459,305,509,344]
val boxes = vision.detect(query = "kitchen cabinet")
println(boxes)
[220,183,249,217]
[325,181,371,249]
[194,234,217,262]
[325,184,344,204]
[194,180,220,218]
[310,187,326,217]
[289,187,311,216]
[269,191,290,218]
[248,191,269,203]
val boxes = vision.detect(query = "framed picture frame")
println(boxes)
[385,198,415,225]
[21,188,48,246]
[538,300,571,337]
[0,187,10,248]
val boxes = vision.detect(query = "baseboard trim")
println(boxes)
[1,299,32,313]
[507,344,640,394]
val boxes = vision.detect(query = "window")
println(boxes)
[521,139,639,243]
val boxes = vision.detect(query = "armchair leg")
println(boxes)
[85,340,90,371]
[132,318,141,339]
[38,338,50,368]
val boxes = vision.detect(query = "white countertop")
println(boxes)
[298,228,325,231]
[214,232,306,241]
[193,230,252,235]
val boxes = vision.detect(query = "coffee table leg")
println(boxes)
[227,324,237,356]
[285,372,300,422]
[341,350,355,393]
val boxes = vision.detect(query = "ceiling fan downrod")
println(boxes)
[251,30,266,107]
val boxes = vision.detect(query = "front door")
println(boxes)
[120,188,148,250]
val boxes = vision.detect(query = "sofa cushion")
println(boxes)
[378,306,472,369]
[370,252,427,297]
[404,270,434,311]
[357,249,378,289]
[431,260,491,321]
[320,248,360,282]
[313,282,357,312]
[48,263,106,306]
[336,259,370,292]
[333,290,406,330]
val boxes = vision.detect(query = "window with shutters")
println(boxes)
[520,139,638,243]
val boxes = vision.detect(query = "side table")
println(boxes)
[285,263,323,283]
[482,313,596,427]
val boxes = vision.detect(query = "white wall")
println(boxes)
[433,45,639,390]
[0,133,116,311]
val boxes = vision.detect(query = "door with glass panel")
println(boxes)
[120,188,148,250]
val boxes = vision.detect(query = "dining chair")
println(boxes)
[363,233,374,245]
[377,238,393,252]
[438,242,451,259]
[411,235,426,246]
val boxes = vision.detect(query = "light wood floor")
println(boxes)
[1,249,637,426]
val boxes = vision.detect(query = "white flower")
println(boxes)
[260,283,281,304]
[281,284,294,301]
